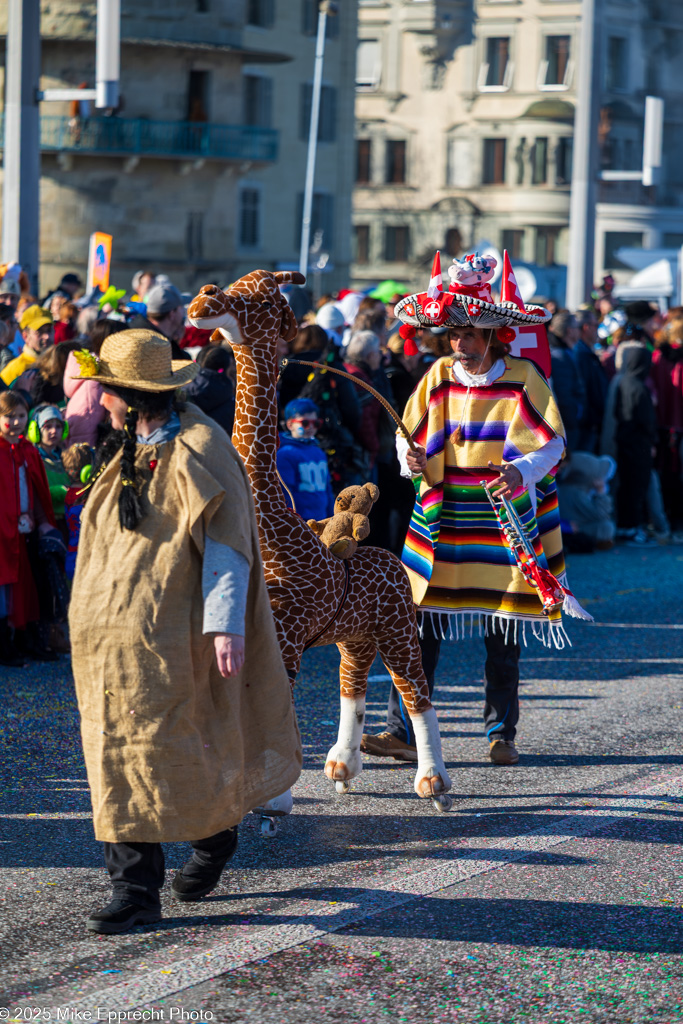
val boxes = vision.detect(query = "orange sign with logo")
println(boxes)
[87,232,113,292]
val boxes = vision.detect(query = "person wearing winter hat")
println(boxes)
[276,397,334,522]
[361,251,583,769]
[316,301,346,346]
[0,306,54,386]
[68,328,300,933]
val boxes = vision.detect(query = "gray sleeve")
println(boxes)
[202,536,250,637]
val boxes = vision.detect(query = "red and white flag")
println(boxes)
[501,250,552,377]
[427,251,443,298]
[500,250,526,311]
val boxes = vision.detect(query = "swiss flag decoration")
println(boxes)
[500,250,551,378]
[427,251,443,299]
[508,324,552,379]
[500,250,526,311]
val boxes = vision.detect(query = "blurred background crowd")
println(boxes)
[1,263,682,665]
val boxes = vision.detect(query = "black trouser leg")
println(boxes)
[386,617,441,745]
[183,826,238,881]
[103,842,165,910]
[483,629,521,743]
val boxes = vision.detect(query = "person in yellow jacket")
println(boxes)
[0,305,54,386]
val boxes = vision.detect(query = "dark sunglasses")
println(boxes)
[293,417,318,427]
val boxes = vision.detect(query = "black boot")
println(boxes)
[86,898,161,935]
[16,623,58,662]
[0,618,25,668]
[171,827,238,901]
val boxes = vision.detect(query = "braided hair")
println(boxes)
[87,385,178,531]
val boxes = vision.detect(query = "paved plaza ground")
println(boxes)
[1,543,682,1023]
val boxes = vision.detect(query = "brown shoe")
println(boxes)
[360,731,418,762]
[489,739,519,766]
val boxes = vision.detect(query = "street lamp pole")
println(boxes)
[565,0,600,309]
[2,0,41,293]
[299,2,337,279]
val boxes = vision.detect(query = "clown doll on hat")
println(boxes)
[361,251,590,768]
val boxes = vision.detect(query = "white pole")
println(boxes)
[2,0,41,293]
[642,95,664,187]
[565,0,600,309]
[96,0,120,109]
[298,4,328,278]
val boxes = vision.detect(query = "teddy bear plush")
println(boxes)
[307,482,380,559]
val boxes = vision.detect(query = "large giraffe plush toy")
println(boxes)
[187,270,451,814]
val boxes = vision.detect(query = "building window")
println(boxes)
[606,36,628,91]
[243,75,273,127]
[247,0,275,27]
[356,39,382,91]
[603,231,644,269]
[445,227,462,256]
[187,70,210,122]
[663,233,683,248]
[302,0,338,38]
[239,189,261,248]
[556,136,573,184]
[386,140,406,184]
[300,83,337,142]
[539,36,572,89]
[534,227,559,267]
[196,0,209,11]
[532,137,548,185]
[356,139,372,183]
[482,138,506,184]
[502,229,524,260]
[478,37,511,90]
[384,225,410,262]
[354,225,370,264]
[295,192,335,249]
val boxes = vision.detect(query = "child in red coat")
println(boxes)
[0,390,57,664]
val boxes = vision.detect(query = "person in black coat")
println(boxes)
[574,308,608,453]
[613,342,657,533]
[184,345,235,435]
[548,310,586,452]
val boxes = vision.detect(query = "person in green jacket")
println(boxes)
[29,404,71,522]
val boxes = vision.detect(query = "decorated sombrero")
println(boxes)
[396,251,551,355]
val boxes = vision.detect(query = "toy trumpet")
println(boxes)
[482,479,566,616]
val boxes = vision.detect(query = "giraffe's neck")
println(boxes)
[232,343,289,519]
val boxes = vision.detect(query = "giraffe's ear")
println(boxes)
[280,297,298,342]
[275,271,306,286]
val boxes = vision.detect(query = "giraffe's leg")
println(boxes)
[376,620,452,803]
[324,639,377,786]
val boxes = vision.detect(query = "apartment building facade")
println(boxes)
[352,0,683,300]
[0,0,358,294]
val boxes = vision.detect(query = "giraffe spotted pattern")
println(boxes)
[187,270,432,715]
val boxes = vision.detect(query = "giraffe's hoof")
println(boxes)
[432,794,453,812]
[335,780,350,795]
[416,773,447,799]
[260,816,277,837]
[324,759,350,781]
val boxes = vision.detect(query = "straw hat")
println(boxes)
[71,329,198,392]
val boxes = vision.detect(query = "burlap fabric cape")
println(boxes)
[69,404,302,843]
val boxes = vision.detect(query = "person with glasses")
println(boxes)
[277,398,334,522]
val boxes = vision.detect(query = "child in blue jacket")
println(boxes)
[277,399,334,521]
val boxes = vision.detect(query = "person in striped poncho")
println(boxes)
[361,252,572,768]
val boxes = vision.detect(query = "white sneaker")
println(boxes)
[626,528,656,547]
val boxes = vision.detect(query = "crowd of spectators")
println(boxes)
[1,259,682,665]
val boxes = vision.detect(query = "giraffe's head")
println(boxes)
[187,269,306,350]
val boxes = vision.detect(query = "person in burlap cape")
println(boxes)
[362,252,577,769]
[69,329,301,934]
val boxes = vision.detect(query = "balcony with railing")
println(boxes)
[0,114,279,163]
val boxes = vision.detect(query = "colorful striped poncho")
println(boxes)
[401,355,569,648]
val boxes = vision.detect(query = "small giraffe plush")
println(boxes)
[308,483,379,560]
